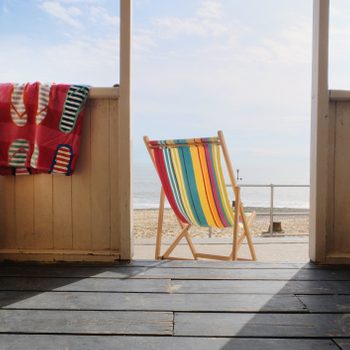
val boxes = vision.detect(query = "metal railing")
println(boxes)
[208,184,310,237]
[240,184,310,234]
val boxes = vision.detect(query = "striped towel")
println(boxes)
[0,82,89,175]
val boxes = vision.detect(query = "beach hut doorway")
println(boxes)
[133,0,314,262]
[134,0,350,264]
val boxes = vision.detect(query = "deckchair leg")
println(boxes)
[162,224,191,259]
[176,218,197,259]
[155,188,165,260]
[240,206,257,261]
[231,187,240,261]
[184,232,197,259]
[237,211,256,248]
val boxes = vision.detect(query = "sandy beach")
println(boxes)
[133,208,309,239]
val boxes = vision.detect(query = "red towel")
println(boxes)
[0,82,89,175]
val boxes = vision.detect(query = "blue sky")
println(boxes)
[0,0,349,184]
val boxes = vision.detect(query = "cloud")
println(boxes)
[22,0,119,86]
[153,16,228,38]
[54,0,101,3]
[39,1,82,28]
[133,0,229,50]
[247,22,311,65]
[132,1,312,162]
[89,5,118,26]
[196,0,223,19]
[133,29,157,52]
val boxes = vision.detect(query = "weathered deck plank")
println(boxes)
[174,313,350,337]
[0,291,306,312]
[299,295,350,313]
[171,279,350,294]
[0,335,339,350]
[334,339,350,350]
[0,277,171,293]
[2,276,350,295]
[0,310,173,335]
[1,265,350,280]
[4,277,349,295]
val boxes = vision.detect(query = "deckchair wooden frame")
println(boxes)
[144,130,256,261]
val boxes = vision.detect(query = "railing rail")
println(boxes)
[207,184,310,237]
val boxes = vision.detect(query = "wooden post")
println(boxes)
[118,0,133,260]
[310,0,329,263]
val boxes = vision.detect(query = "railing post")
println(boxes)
[270,184,274,234]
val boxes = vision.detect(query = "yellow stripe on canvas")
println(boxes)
[197,145,223,228]
[212,144,234,225]
[189,145,216,227]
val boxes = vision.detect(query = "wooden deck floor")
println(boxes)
[0,260,350,349]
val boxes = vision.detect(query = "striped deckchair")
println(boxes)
[144,130,256,261]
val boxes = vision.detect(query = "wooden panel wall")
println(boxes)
[0,89,123,262]
[311,2,350,264]
[327,98,350,261]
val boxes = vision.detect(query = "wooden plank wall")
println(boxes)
[326,96,350,262]
[0,88,123,262]
[311,2,350,264]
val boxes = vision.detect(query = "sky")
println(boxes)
[0,0,349,184]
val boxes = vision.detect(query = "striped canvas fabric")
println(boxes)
[149,137,234,228]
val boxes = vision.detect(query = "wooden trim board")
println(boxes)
[89,87,119,99]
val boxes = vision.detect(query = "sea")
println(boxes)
[133,163,310,210]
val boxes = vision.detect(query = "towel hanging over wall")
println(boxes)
[0,82,89,175]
